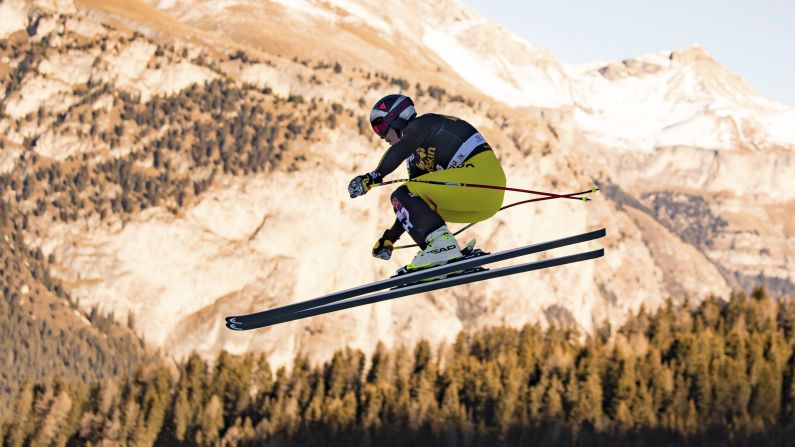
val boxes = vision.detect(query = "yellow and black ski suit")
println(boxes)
[372,113,506,248]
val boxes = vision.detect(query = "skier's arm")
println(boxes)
[349,127,424,198]
[372,123,426,179]
[372,220,405,260]
[384,219,405,242]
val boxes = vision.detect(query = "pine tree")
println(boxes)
[172,385,192,442]
[169,353,207,442]
[240,417,256,443]
[604,352,636,427]
[304,376,325,426]
[196,394,224,446]
[749,361,781,428]
[410,340,440,432]
[130,365,171,446]
[252,354,274,415]
[543,375,565,420]
[367,342,391,385]
[210,351,251,427]
[632,381,656,428]
[6,381,34,447]
[29,387,73,447]
[711,345,751,427]
[118,376,141,443]
[783,354,795,430]
[360,382,385,433]
[684,399,699,435]
[494,352,522,437]
[381,346,412,441]
[325,349,352,399]
[440,377,467,428]
[76,380,119,443]
[321,390,357,437]
[570,368,603,430]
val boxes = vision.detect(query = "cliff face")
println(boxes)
[0,0,791,368]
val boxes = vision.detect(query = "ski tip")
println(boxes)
[581,197,590,202]
[227,322,245,331]
[591,187,600,193]
[225,316,240,324]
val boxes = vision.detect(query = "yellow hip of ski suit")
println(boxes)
[406,151,506,223]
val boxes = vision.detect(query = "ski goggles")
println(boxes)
[371,118,390,138]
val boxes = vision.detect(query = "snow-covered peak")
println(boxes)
[570,45,795,152]
[144,0,574,108]
[419,6,573,108]
[575,45,764,107]
[140,0,795,152]
[354,0,574,107]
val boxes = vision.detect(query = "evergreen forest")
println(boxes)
[2,287,795,447]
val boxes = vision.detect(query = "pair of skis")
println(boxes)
[225,228,607,331]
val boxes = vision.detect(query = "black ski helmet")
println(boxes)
[369,94,416,137]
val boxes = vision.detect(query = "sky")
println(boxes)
[461,0,795,107]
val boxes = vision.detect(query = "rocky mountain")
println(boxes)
[0,0,791,373]
[140,0,794,294]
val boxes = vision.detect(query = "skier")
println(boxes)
[348,94,507,271]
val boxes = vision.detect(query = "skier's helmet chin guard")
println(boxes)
[370,94,416,138]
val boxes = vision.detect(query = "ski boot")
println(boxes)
[393,226,489,285]
[409,225,463,268]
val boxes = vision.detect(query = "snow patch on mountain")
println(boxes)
[35,0,76,13]
[264,0,338,21]
[0,145,22,175]
[0,0,78,39]
[5,77,74,119]
[421,18,573,108]
[0,0,28,38]
[34,130,94,161]
[239,63,293,97]
[97,39,217,101]
[333,0,392,30]
[39,50,96,85]
[5,43,98,120]
[101,39,158,85]
[65,16,107,39]
[138,60,218,101]
[597,146,795,202]
[422,28,568,109]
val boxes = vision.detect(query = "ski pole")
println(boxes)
[374,178,595,202]
[499,187,598,210]
[393,187,599,249]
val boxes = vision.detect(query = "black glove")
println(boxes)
[348,172,381,198]
[372,227,400,260]
[372,236,394,260]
